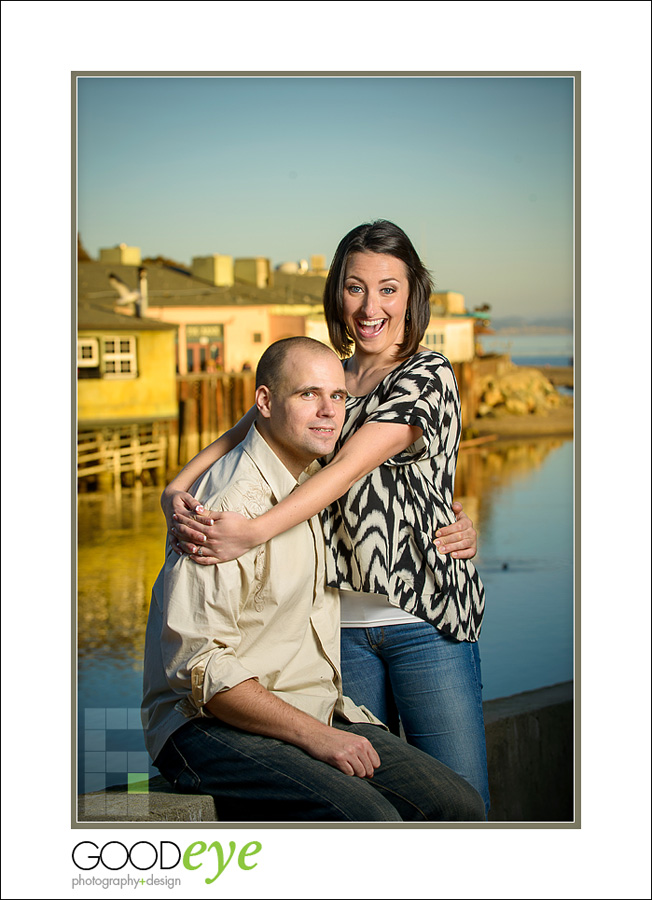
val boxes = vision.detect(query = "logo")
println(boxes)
[72,840,262,886]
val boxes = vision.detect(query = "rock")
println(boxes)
[512,389,537,412]
[505,398,530,415]
[476,365,563,418]
[483,386,504,407]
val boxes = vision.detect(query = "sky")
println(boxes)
[77,75,574,319]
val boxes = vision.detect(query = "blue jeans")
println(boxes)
[155,716,485,822]
[341,623,490,815]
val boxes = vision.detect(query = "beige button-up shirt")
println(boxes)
[142,423,380,762]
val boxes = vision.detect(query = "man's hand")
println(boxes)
[434,501,478,559]
[204,679,380,778]
[297,727,380,778]
[162,489,201,543]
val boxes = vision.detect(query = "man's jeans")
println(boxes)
[341,622,491,815]
[155,716,485,822]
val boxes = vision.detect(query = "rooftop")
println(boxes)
[78,261,326,310]
[78,302,177,331]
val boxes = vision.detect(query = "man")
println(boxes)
[142,337,484,822]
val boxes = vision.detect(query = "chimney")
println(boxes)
[137,267,148,317]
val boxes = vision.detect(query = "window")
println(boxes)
[425,332,444,347]
[102,336,137,379]
[78,338,99,367]
[253,332,262,343]
[77,338,101,378]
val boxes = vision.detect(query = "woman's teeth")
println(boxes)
[357,319,385,336]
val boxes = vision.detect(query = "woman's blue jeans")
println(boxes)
[341,622,490,815]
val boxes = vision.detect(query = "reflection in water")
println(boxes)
[462,438,574,701]
[78,486,167,663]
[457,437,568,499]
[452,439,568,544]
[77,437,574,788]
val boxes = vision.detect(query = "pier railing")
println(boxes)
[77,422,173,490]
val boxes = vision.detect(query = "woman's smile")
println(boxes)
[356,317,386,337]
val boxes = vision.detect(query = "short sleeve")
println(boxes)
[363,355,460,465]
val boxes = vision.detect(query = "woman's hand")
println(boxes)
[171,509,261,565]
[434,501,478,559]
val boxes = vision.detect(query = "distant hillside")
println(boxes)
[491,315,573,334]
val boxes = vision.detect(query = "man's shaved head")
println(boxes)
[255,337,339,395]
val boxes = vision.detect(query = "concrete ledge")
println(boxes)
[484,681,574,822]
[78,776,217,823]
[78,681,574,824]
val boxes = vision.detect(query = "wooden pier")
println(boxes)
[176,371,256,468]
[78,372,256,491]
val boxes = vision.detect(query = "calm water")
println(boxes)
[478,332,574,368]
[470,439,574,700]
[77,436,574,790]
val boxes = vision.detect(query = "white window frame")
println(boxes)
[102,335,138,379]
[77,338,99,367]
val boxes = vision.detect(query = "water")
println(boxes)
[467,440,574,700]
[77,436,574,790]
[478,332,574,368]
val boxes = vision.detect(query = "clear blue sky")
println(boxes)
[78,75,574,319]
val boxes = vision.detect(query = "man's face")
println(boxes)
[256,347,347,476]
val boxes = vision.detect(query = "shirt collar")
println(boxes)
[242,423,315,504]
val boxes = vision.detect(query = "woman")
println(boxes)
[164,221,489,813]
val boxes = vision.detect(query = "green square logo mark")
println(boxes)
[127,773,149,794]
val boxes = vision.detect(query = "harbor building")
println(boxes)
[78,247,482,487]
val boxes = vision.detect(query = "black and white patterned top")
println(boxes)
[321,351,485,642]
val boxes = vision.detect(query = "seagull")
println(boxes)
[108,272,141,305]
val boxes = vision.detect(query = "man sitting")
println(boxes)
[142,337,484,822]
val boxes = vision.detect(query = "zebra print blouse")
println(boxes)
[321,350,485,642]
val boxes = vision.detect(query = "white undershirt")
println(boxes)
[339,590,422,628]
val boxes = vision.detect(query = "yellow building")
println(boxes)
[77,304,177,425]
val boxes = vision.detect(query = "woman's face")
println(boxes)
[342,252,410,357]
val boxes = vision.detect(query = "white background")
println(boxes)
[2,2,650,898]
